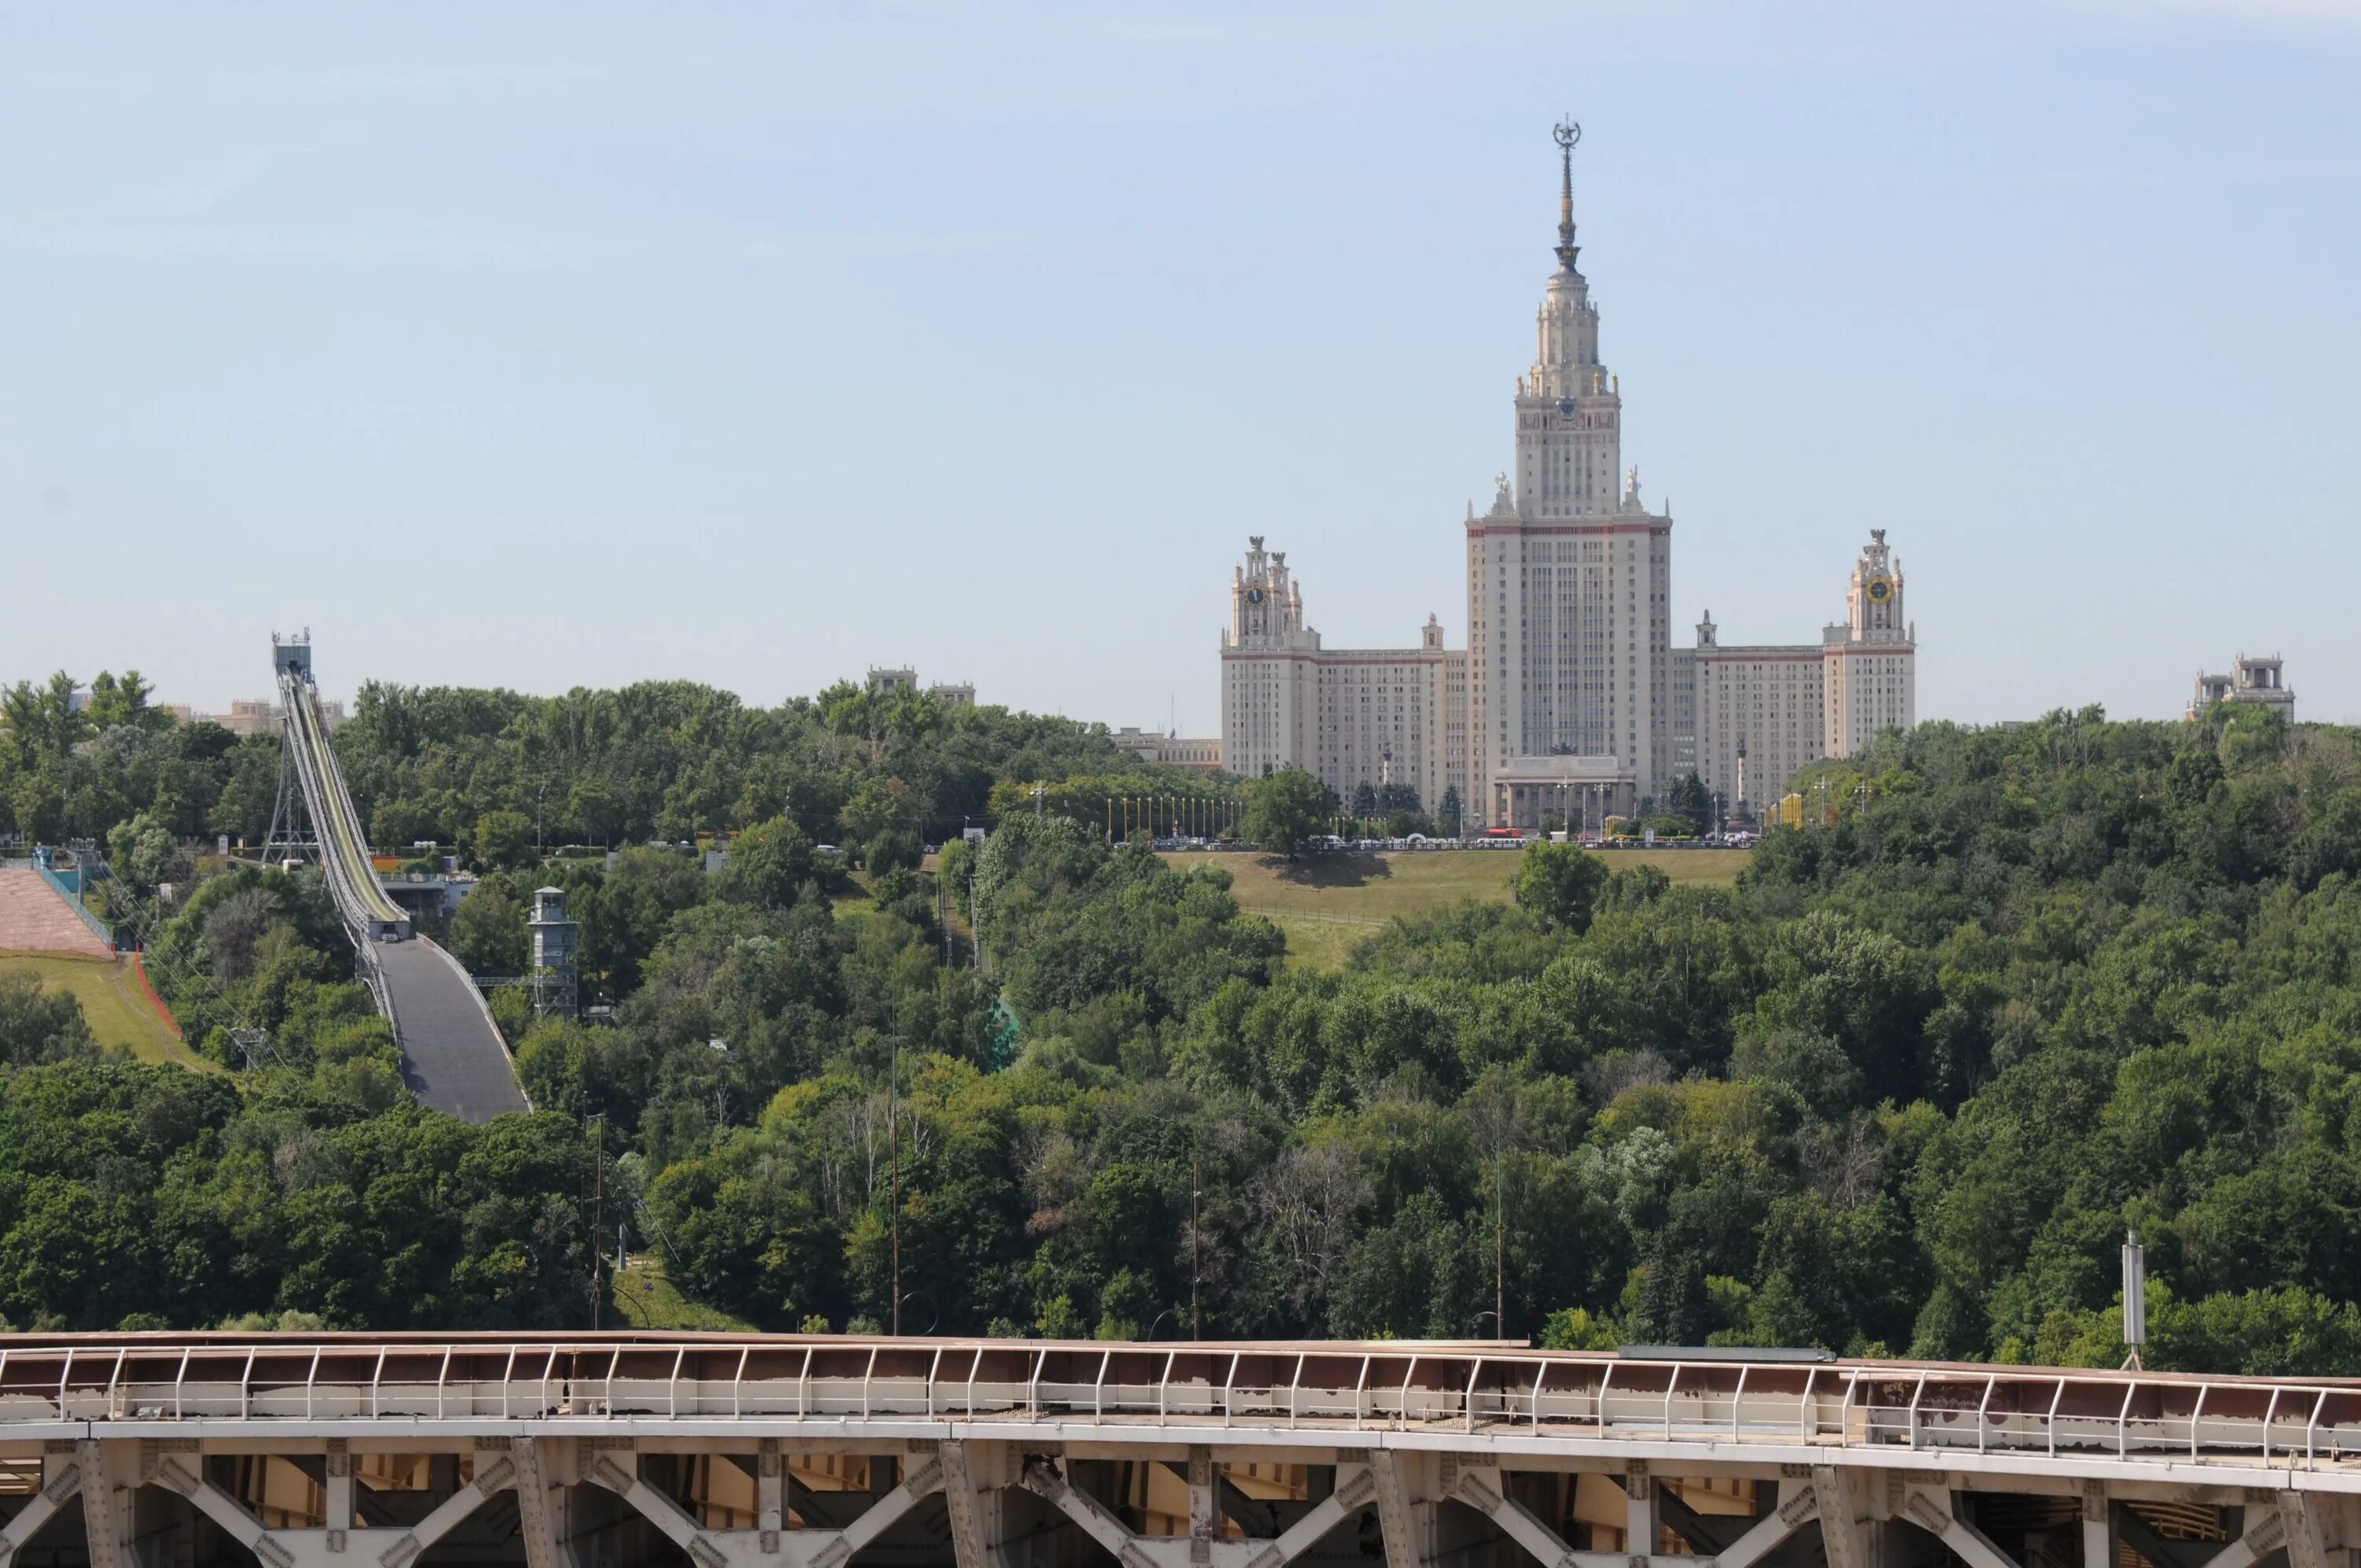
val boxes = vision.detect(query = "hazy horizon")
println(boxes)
[6,2,2357,729]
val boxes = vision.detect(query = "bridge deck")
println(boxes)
[3,1336,2359,1481]
[6,1335,2358,1568]
[375,939,530,1121]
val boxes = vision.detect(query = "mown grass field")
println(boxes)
[1162,847,1751,970]
[0,954,217,1070]
[610,1253,756,1331]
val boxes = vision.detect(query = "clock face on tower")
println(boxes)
[1558,398,1577,417]
[1866,575,1894,604]
[1246,587,1265,606]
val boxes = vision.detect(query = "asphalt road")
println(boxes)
[376,938,530,1122]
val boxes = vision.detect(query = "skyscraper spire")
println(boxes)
[1553,117,1581,271]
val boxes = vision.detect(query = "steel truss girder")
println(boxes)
[585,1438,947,1568]
[1021,1455,1378,1568]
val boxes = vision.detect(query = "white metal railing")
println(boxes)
[2,1337,2359,1474]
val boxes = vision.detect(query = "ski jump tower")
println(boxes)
[255,633,528,1121]
[265,631,409,943]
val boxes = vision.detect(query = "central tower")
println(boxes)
[1464,121,1675,828]
[1515,120,1622,519]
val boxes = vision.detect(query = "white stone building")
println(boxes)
[2188,655,2293,721]
[1217,125,1919,828]
[1110,728,1225,771]
[1219,539,1466,813]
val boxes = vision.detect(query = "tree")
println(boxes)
[1243,769,1330,859]
[1439,785,1463,836]
[473,810,534,870]
[87,671,168,733]
[450,880,530,977]
[867,825,922,874]
[724,816,815,909]
[1663,772,1709,826]
[1350,782,1377,819]
[1512,841,1610,933]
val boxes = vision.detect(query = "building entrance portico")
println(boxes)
[1491,754,1635,832]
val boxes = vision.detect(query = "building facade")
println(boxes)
[1219,538,1464,813]
[166,696,347,736]
[1110,728,1225,770]
[2188,655,2293,721]
[868,668,977,707]
[1217,125,1919,829]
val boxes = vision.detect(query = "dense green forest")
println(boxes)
[3,673,2359,1378]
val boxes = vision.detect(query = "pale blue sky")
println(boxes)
[3,2,2356,731]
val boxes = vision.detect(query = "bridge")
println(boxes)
[269,635,527,1122]
[2,1334,2359,1568]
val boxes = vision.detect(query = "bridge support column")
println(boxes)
[0,1448,87,1567]
[1625,1463,1655,1559]
[1190,1448,1217,1560]
[757,1441,784,1556]
[325,1441,354,1548]
[1369,1450,1427,1568]
[511,1438,563,1568]
[2082,1481,2110,1568]
[942,1441,1000,1568]
[1812,1465,1865,1568]
[2283,1492,2332,1568]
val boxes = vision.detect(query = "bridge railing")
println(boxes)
[6,1338,2361,1469]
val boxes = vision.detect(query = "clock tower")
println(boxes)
[1220,536,1320,780]
[1823,529,1916,759]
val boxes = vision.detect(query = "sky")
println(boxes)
[2,2,2357,731]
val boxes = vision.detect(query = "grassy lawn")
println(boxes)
[0,954,219,1071]
[610,1253,756,1332]
[1162,846,1751,971]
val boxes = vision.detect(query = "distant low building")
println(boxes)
[2189,655,2293,721]
[168,697,346,736]
[1111,727,1225,772]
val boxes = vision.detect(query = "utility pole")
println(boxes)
[589,1114,606,1331]
[1191,1149,1203,1340]
[1495,1146,1506,1340]
[889,1016,902,1334]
